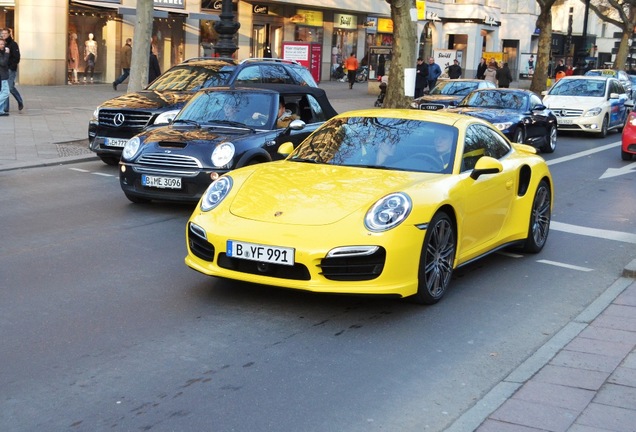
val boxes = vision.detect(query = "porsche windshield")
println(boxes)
[290,116,458,174]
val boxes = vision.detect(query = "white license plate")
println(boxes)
[557,118,573,125]
[105,138,128,147]
[142,175,182,189]
[226,240,295,266]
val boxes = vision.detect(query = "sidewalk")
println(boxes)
[1,81,635,432]
[0,79,377,171]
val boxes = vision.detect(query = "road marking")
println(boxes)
[551,221,636,244]
[600,161,636,179]
[537,259,594,272]
[546,141,620,166]
[69,167,90,172]
[92,172,114,177]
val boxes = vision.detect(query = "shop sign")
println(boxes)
[364,17,378,34]
[283,44,309,62]
[416,0,426,21]
[483,15,498,26]
[334,14,357,30]
[377,18,393,33]
[153,0,185,9]
[426,11,441,22]
[293,9,323,27]
[253,4,268,14]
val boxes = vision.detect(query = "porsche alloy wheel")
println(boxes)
[413,212,456,305]
[523,179,551,253]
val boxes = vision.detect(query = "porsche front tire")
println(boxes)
[522,179,551,253]
[412,212,456,305]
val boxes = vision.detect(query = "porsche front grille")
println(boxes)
[320,247,386,281]
[99,110,153,128]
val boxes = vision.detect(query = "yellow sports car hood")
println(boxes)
[229,162,436,225]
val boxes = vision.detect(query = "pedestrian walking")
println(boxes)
[0,38,9,116]
[475,57,487,79]
[414,57,428,98]
[483,61,498,85]
[427,57,442,91]
[113,37,132,90]
[344,52,358,89]
[447,59,462,79]
[149,48,161,84]
[1,27,24,112]
[496,62,513,88]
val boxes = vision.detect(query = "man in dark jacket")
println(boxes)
[0,38,10,116]
[148,48,161,84]
[113,38,132,90]
[1,28,23,112]
[414,57,428,98]
[447,59,462,79]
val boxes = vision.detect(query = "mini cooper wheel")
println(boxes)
[522,179,551,253]
[412,212,456,305]
[541,125,557,153]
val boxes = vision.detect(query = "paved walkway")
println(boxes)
[1,80,635,432]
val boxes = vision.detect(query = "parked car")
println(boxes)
[185,109,553,304]
[119,84,337,203]
[410,79,496,111]
[629,74,636,100]
[542,75,629,137]
[584,68,632,98]
[446,88,557,153]
[621,102,636,160]
[89,58,318,165]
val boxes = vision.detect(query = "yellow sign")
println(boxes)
[296,9,323,27]
[377,18,393,33]
[416,0,426,21]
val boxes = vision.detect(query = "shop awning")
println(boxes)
[70,1,207,19]
[71,0,121,11]
[187,12,219,21]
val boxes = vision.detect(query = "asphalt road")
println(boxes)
[1,132,634,431]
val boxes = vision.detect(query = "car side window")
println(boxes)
[529,94,542,109]
[261,65,294,84]
[235,65,261,84]
[461,124,510,172]
[301,95,325,123]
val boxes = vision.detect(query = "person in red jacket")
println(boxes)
[344,52,358,89]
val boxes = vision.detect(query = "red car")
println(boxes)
[622,110,636,160]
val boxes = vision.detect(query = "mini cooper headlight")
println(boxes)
[211,142,235,167]
[494,122,513,131]
[122,136,141,160]
[364,193,412,232]
[584,107,602,117]
[154,109,179,125]
[201,176,233,212]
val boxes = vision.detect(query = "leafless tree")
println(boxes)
[128,0,153,92]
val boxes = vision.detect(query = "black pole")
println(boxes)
[214,0,240,58]
[577,0,591,73]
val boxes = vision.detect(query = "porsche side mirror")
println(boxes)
[470,156,503,180]
[278,141,294,156]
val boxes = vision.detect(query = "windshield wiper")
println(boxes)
[172,119,201,128]
[206,120,254,131]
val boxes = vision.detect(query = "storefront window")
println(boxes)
[200,19,220,57]
[332,14,357,78]
[294,26,323,43]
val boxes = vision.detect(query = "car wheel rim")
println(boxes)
[531,184,551,247]
[424,218,455,298]
[549,127,557,150]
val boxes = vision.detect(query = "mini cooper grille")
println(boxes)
[552,108,584,118]
[320,247,386,281]
[188,224,215,261]
[137,153,202,169]
[217,253,311,280]
[99,110,153,128]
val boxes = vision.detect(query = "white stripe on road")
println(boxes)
[68,168,90,172]
[536,260,594,272]
[551,221,636,244]
[92,172,114,177]
[546,141,620,166]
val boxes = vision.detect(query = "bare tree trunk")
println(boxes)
[614,26,633,69]
[128,0,153,93]
[530,6,552,95]
[384,0,417,108]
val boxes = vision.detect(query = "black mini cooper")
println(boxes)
[118,84,337,203]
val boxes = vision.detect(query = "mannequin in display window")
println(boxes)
[68,33,80,84]
[84,33,97,83]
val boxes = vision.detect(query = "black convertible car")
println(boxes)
[119,84,337,203]
[447,88,558,153]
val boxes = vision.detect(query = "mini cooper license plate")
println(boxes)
[105,138,128,147]
[142,175,182,189]
[227,240,295,266]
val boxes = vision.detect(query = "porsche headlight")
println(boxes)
[584,107,602,117]
[154,109,179,125]
[122,136,141,160]
[201,176,233,212]
[365,193,412,232]
[494,122,513,131]
[211,142,235,167]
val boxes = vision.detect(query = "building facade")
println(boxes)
[0,0,625,87]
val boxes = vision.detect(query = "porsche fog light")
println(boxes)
[584,107,602,117]
[211,142,235,167]
[122,136,141,160]
[201,176,233,212]
[365,193,412,232]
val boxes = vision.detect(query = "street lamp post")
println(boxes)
[214,0,240,58]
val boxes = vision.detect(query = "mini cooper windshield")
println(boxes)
[176,91,276,128]
[289,116,458,174]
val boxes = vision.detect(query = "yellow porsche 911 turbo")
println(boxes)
[185,109,553,304]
